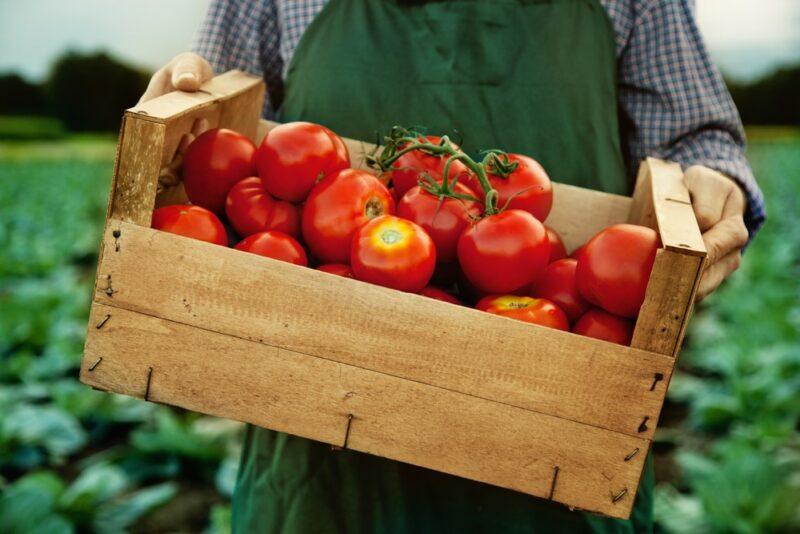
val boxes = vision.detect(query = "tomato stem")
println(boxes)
[371,128,504,215]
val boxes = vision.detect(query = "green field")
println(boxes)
[0,129,798,532]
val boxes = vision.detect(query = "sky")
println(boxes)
[1,0,799,82]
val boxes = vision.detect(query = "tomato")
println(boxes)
[576,224,659,318]
[572,308,634,346]
[182,128,256,214]
[481,154,552,221]
[389,136,471,199]
[476,295,569,331]
[531,258,590,323]
[151,204,227,246]
[234,231,308,266]
[351,215,436,292]
[256,122,350,202]
[457,209,550,294]
[225,177,300,238]
[396,184,481,264]
[317,263,354,278]
[570,243,587,262]
[419,286,462,305]
[266,200,301,239]
[546,226,567,263]
[302,169,395,263]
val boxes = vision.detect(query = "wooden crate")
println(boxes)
[80,71,707,519]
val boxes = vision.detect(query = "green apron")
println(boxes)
[233,0,652,532]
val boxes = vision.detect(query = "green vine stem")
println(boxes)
[367,128,509,215]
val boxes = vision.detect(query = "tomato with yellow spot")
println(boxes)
[350,215,436,292]
[476,295,569,331]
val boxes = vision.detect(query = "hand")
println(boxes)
[684,166,749,301]
[139,52,214,103]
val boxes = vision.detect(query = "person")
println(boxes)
[140,1,765,532]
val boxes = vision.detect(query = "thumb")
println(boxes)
[170,54,212,92]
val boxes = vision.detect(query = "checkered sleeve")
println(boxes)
[192,0,284,119]
[616,0,766,238]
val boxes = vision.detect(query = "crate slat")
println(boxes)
[95,221,674,438]
[82,303,648,519]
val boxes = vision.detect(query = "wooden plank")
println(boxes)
[108,116,166,226]
[631,250,705,356]
[631,158,707,256]
[97,221,673,438]
[128,70,264,123]
[81,303,649,519]
[256,119,631,252]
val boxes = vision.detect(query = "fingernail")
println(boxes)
[176,72,197,84]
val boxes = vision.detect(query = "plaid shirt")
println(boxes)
[194,0,765,236]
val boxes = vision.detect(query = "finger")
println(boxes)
[697,250,742,301]
[191,118,210,137]
[701,215,749,265]
[138,69,170,104]
[171,54,213,92]
[685,166,730,232]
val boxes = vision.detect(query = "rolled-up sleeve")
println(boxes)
[616,0,766,237]
[192,0,284,118]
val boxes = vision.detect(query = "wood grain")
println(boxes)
[631,158,707,256]
[108,116,166,226]
[96,221,673,438]
[631,250,705,356]
[82,303,649,519]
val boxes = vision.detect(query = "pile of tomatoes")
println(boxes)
[152,122,660,346]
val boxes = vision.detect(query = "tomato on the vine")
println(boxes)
[183,128,256,214]
[388,136,471,199]
[531,258,590,323]
[476,295,569,331]
[151,205,227,246]
[572,308,634,346]
[317,263,354,278]
[396,183,480,264]
[256,122,350,202]
[302,169,395,263]
[225,177,300,238]
[479,154,552,221]
[457,209,550,294]
[545,226,567,263]
[419,286,462,305]
[576,224,659,318]
[234,231,308,266]
[351,215,435,292]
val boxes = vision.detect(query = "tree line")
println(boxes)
[0,51,798,132]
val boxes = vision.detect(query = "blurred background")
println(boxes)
[0,0,798,532]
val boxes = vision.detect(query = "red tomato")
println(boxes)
[234,231,308,266]
[396,184,481,264]
[570,243,587,262]
[183,128,256,214]
[351,215,436,292]
[457,209,550,294]
[256,122,350,202]
[531,259,590,323]
[572,308,634,346]
[576,224,659,318]
[317,263,354,278]
[546,226,567,263]
[476,295,569,331]
[151,205,227,246]
[481,154,552,221]
[266,200,301,238]
[419,286,462,305]
[389,136,471,199]
[302,169,395,263]
[225,177,300,238]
